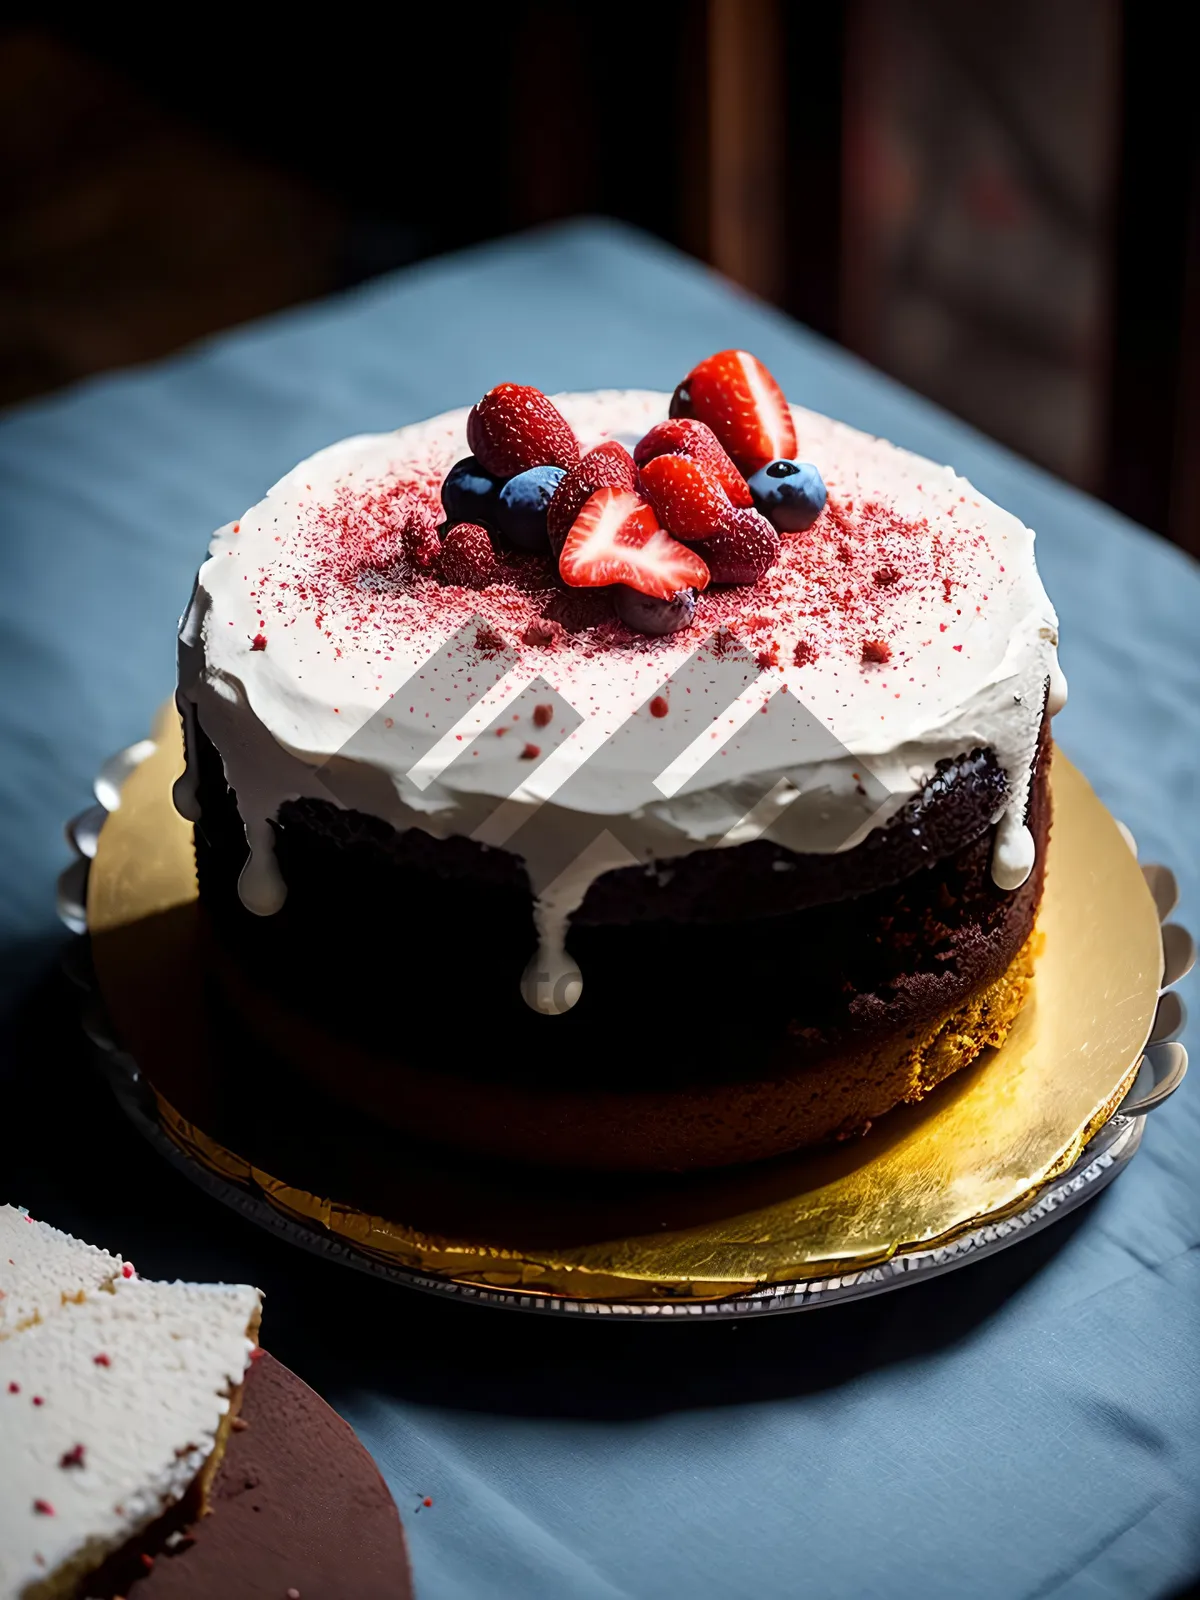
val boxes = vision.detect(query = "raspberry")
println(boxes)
[440,523,496,589]
[401,501,441,571]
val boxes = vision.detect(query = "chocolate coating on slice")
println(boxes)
[116,1353,411,1600]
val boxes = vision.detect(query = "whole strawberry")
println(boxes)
[547,441,639,552]
[633,418,752,507]
[688,507,780,585]
[638,453,739,541]
[466,384,580,477]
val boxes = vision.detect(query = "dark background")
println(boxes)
[3,1,1197,554]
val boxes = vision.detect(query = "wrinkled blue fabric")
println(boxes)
[1,220,1197,1599]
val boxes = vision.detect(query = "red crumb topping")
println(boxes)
[474,624,508,657]
[245,439,998,696]
[520,743,541,760]
[33,1500,54,1516]
[60,1444,86,1469]
[649,695,670,718]
[522,619,559,648]
[93,1354,110,1367]
[861,639,892,664]
[532,703,553,728]
[250,633,267,652]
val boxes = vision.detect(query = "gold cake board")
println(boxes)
[69,705,1188,1313]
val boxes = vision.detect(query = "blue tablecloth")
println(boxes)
[2,220,1198,1600]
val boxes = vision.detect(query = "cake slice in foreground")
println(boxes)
[0,1206,125,1341]
[0,1264,260,1600]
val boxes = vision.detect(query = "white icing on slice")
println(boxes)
[0,1265,259,1600]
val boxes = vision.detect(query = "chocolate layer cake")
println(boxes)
[176,355,1065,1171]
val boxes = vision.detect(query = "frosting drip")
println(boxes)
[175,392,1065,1010]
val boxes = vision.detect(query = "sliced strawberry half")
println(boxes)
[466,383,580,477]
[559,488,710,600]
[633,418,752,507]
[546,440,638,551]
[669,350,797,473]
[638,453,739,541]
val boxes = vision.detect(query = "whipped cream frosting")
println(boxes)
[176,391,1064,1013]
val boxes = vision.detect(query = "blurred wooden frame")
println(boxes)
[706,0,786,305]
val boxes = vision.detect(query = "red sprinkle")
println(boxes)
[532,703,553,728]
[250,633,268,651]
[649,696,669,718]
[861,639,892,665]
[423,1497,433,1508]
[32,1396,44,1406]
[33,1500,54,1516]
[793,640,819,666]
[520,743,540,760]
[121,1263,135,1279]
[93,1354,111,1367]
[7,1382,19,1394]
[141,1553,155,1571]
[60,1444,86,1469]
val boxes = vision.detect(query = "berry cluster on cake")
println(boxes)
[176,350,1065,1171]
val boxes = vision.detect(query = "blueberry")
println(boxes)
[441,456,502,528]
[494,465,566,553]
[747,459,827,533]
[613,585,697,636]
[668,381,693,419]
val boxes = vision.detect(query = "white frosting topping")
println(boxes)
[0,1207,123,1342]
[0,1275,259,1600]
[177,390,1063,1013]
